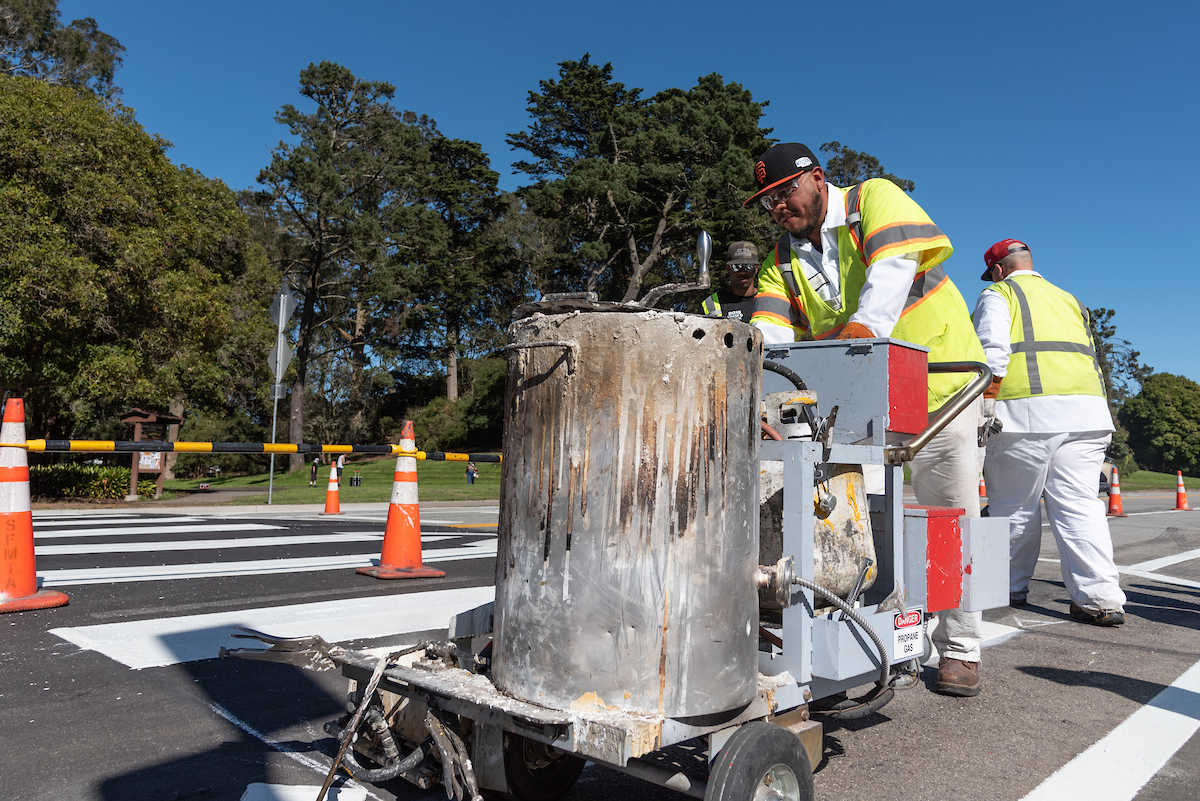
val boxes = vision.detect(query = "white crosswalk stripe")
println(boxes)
[50,585,496,669]
[34,522,287,539]
[31,511,497,586]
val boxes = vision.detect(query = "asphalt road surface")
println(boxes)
[3,493,1199,801]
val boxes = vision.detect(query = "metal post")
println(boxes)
[267,317,286,505]
[266,283,297,505]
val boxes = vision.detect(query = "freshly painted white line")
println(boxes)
[1128,547,1200,571]
[34,532,384,555]
[34,523,285,539]
[241,784,367,801]
[50,585,497,669]
[209,704,380,801]
[1118,568,1200,591]
[38,541,498,586]
[33,515,171,527]
[920,620,1019,665]
[1042,556,1200,591]
[1020,659,1200,801]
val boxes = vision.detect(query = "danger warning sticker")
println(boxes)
[892,608,924,662]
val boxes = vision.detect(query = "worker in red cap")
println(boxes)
[973,239,1126,626]
[745,143,988,697]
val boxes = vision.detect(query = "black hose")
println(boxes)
[762,360,808,390]
[342,732,433,783]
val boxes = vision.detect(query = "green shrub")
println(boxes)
[30,463,157,500]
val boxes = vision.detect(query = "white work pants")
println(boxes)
[984,430,1126,613]
[909,397,983,663]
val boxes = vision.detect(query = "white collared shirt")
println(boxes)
[973,268,1114,434]
[757,184,918,342]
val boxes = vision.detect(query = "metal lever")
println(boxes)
[638,231,712,308]
[885,362,992,464]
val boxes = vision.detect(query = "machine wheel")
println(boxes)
[502,732,586,801]
[705,722,814,801]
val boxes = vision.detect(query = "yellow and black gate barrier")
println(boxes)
[2,439,502,463]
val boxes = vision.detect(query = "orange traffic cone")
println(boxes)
[1175,471,1193,511]
[979,475,987,497]
[1,399,68,614]
[319,463,342,516]
[1107,466,1128,517]
[357,421,444,580]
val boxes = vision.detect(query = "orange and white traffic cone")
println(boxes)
[1107,466,1128,518]
[1,399,68,614]
[319,463,342,516]
[357,421,444,580]
[1175,471,1193,511]
[979,475,987,498]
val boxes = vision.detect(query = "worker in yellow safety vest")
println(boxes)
[701,241,761,321]
[973,238,1125,626]
[744,142,988,697]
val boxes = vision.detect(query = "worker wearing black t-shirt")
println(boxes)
[701,241,760,322]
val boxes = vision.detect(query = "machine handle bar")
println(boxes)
[884,361,992,465]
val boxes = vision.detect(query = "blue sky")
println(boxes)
[60,0,1200,382]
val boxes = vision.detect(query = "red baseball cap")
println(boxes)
[982,239,1030,280]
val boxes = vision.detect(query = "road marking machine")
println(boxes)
[228,234,1008,801]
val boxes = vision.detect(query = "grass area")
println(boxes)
[163,454,503,503]
[1114,469,1200,492]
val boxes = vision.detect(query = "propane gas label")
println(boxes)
[892,608,924,662]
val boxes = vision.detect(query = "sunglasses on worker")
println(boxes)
[728,263,758,273]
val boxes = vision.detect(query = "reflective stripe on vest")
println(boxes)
[994,275,1105,398]
[764,180,982,410]
[702,293,720,316]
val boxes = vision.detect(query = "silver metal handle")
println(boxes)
[884,361,992,464]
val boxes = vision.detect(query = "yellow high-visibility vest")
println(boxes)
[750,179,984,412]
[985,274,1105,399]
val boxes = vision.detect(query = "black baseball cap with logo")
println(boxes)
[743,143,821,208]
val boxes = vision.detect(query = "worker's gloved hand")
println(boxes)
[835,321,875,340]
[979,398,1003,446]
[983,376,1003,399]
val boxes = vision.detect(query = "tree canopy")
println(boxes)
[1120,373,1200,476]
[508,55,775,302]
[253,62,518,467]
[819,141,915,192]
[0,0,123,99]
[0,75,272,439]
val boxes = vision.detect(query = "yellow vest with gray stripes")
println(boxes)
[751,179,985,412]
[985,274,1105,399]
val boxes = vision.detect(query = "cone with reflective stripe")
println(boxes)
[1175,471,1193,511]
[1,399,68,614]
[979,475,987,497]
[357,421,444,579]
[319,463,342,516]
[1107,466,1127,517]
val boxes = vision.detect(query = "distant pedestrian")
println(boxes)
[336,453,346,483]
[466,461,478,485]
[309,456,320,487]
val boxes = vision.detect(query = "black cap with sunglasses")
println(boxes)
[726,241,760,272]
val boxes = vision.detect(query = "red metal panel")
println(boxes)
[887,344,928,434]
[913,505,965,613]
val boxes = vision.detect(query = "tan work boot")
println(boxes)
[936,658,981,697]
